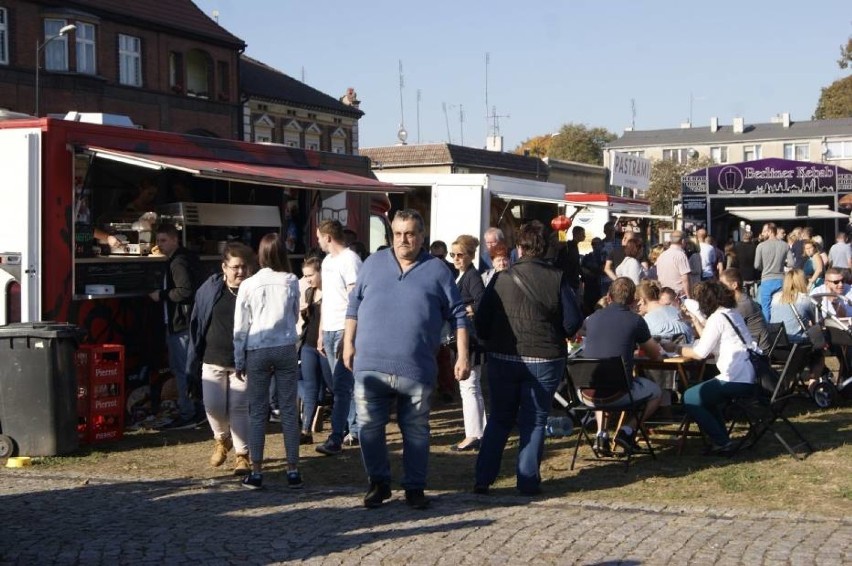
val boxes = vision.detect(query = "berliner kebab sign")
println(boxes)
[681,158,852,196]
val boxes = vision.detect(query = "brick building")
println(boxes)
[0,0,245,138]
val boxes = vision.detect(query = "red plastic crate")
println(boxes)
[76,344,125,444]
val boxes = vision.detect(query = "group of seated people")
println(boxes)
[575,264,852,456]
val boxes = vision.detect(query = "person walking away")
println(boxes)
[150,224,203,429]
[828,232,852,270]
[234,233,302,490]
[473,224,583,496]
[315,219,363,455]
[754,222,789,317]
[343,209,470,509]
[450,235,486,452]
[186,242,255,475]
[298,257,333,445]
[655,230,691,300]
[733,231,758,298]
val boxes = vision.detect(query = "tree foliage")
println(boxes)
[814,74,852,119]
[839,36,852,69]
[513,123,617,165]
[646,156,715,218]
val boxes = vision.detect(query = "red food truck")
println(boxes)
[0,117,401,428]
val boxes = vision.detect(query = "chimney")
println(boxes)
[710,117,719,133]
[733,117,744,134]
[782,112,791,128]
[680,121,691,129]
[486,135,503,152]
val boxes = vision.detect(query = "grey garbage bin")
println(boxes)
[0,322,83,457]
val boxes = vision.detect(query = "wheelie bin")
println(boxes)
[0,322,83,457]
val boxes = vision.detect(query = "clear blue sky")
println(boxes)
[195,0,851,150]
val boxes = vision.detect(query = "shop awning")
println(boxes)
[492,192,567,205]
[727,206,849,222]
[613,212,673,222]
[86,147,407,193]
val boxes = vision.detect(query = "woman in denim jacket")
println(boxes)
[234,233,301,490]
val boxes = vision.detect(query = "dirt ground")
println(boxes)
[6,395,852,518]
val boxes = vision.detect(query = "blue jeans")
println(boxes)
[759,278,783,320]
[323,330,358,443]
[354,371,434,490]
[683,379,755,446]
[299,345,333,432]
[475,355,565,493]
[166,330,195,420]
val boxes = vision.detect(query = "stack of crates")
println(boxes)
[76,344,125,444]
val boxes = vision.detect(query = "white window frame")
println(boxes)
[662,148,688,163]
[331,127,347,154]
[710,146,728,163]
[118,34,141,87]
[76,22,96,75]
[743,144,762,161]
[44,19,70,72]
[782,142,809,161]
[0,8,8,65]
[283,119,302,148]
[253,114,274,144]
[304,123,321,152]
[825,140,852,160]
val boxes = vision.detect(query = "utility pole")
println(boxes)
[442,102,452,143]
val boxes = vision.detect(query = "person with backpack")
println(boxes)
[150,223,204,429]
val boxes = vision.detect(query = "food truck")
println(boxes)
[563,193,672,251]
[0,117,401,424]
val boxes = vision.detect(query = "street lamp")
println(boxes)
[35,24,76,117]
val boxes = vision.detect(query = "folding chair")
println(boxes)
[565,357,656,470]
[726,343,814,460]
[766,323,790,365]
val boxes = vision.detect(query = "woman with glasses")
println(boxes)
[482,242,510,287]
[187,242,255,476]
[234,233,302,490]
[450,235,486,451]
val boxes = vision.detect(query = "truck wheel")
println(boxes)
[0,434,15,458]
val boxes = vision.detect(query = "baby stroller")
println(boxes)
[809,293,852,407]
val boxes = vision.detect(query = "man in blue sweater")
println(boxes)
[343,209,470,510]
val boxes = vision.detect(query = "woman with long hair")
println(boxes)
[234,233,302,490]
[769,268,825,381]
[615,237,643,284]
[678,281,755,454]
[451,234,486,451]
[803,240,825,290]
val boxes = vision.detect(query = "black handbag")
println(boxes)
[789,304,826,349]
[722,313,780,397]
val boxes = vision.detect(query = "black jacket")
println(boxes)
[186,272,226,378]
[457,263,485,344]
[476,257,582,359]
[158,247,201,334]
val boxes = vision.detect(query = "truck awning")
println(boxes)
[492,192,566,205]
[86,147,406,193]
[728,206,848,222]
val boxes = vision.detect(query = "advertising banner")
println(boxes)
[610,151,651,191]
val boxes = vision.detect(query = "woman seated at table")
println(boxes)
[678,281,755,455]
[769,268,824,381]
[636,280,694,409]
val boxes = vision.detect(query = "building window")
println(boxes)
[44,19,70,71]
[217,61,229,100]
[186,48,211,97]
[286,109,296,116]
[743,145,762,161]
[0,8,8,65]
[662,148,688,163]
[118,34,141,86]
[710,146,728,163]
[76,22,96,75]
[304,123,321,151]
[169,51,183,91]
[331,127,347,154]
[283,119,302,148]
[825,140,852,160]
[625,150,645,157]
[783,143,809,161]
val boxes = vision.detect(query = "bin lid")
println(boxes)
[0,321,84,339]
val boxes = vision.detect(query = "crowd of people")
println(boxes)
[152,212,852,504]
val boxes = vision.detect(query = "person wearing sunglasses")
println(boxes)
[809,267,852,319]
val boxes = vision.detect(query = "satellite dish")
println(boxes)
[397,126,408,144]
[687,148,698,158]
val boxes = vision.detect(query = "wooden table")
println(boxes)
[633,355,707,390]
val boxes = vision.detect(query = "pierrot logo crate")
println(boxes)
[76,344,125,444]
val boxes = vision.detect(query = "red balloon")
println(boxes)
[551,215,571,231]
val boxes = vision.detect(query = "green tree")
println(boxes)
[548,123,617,165]
[646,156,715,217]
[814,74,852,119]
[838,35,852,69]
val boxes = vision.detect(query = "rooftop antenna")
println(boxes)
[212,9,219,23]
[631,98,636,130]
[416,89,422,144]
[490,105,510,136]
[459,104,465,146]
[397,60,407,144]
[301,66,305,82]
[442,102,452,143]
[485,52,490,136]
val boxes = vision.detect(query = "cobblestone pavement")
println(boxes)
[1,472,850,565]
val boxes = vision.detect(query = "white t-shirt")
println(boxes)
[320,248,362,331]
[615,256,642,284]
[691,307,755,384]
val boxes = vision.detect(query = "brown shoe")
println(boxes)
[210,437,233,467]
[233,453,251,476]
